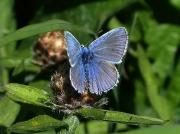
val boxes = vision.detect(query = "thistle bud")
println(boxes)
[50,73,65,104]
[50,72,64,93]
[33,31,67,68]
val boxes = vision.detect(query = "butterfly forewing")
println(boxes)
[89,27,128,64]
[64,31,81,67]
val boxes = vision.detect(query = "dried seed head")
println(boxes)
[33,31,67,67]
[81,91,97,105]
[50,72,67,106]
[50,72,64,93]
[50,71,105,111]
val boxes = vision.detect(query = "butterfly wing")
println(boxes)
[70,57,119,94]
[66,28,127,94]
[88,60,119,94]
[70,59,85,93]
[64,31,81,67]
[89,27,128,64]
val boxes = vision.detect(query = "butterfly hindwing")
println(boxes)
[89,27,128,64]
[70,59,85,93]
[88,60,119,94]
[64,31,81,67]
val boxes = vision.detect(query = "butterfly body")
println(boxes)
[81,47,94,64]
[80,47,94,90]
[65,28,128,95]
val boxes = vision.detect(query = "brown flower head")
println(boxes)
[33,31,67,68]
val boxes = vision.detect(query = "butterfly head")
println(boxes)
[81,47,94,64]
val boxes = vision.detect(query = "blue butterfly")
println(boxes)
[64,27,128,95]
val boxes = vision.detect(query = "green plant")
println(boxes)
[0,0,180,134]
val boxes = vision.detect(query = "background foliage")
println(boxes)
[0,0,180,133]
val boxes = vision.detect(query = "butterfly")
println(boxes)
[64,27,128,95]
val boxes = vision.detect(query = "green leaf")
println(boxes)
[128,12,142,42]
[65,116,79,134]
[0,0,16,52]
[121,125,180,134]
[145,24,180,82]
[34,130,56,134]
[137,11,157,33]
[8,115,68,133]
[0,57,40,74]
[167,59,180,107]
[0,0,15,37]
[116,123,129,132]
[108,13,141,42]
[75,121,108,134]
[76,0,135,29]
[87,121,108,134]
[61,116,79,134]
[12,60,40,75]
[29,80,51,95]
[35,0,136,44]
[0,19,94,47]
[137,45,172,120]
[0,69,8,92]
[0,57,28,68]
[134,80,150,115]
[170,0,180,9]
[74,123,85,134]
[0,0,16,88]
[108,17,124,29]
[76,107,165,125]
[0,96,20,127]
[5,83,52,108]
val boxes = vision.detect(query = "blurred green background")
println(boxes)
[0,0,180,134]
